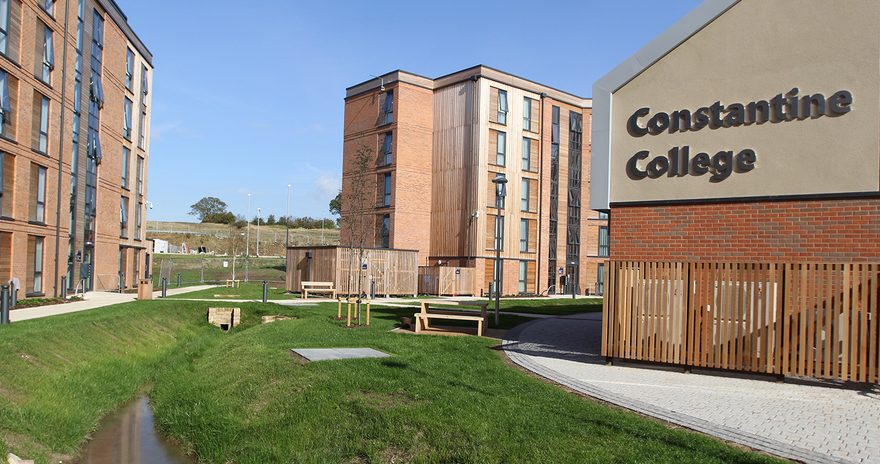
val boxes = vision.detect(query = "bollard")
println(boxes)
[177,273,182,288]
[1,285,9,325]
[161,277,168,298]
[10,286,16,309]
[61,276,67,300]
[262,280,268,303]
[119,272,125,293]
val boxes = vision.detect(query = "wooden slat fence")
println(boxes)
[418,266,476,296]
[602,261,879,384]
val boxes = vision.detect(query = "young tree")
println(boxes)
[344,145,373,325]
[329,190,342,227]
[266,214,277,225]
[189,197,228,222]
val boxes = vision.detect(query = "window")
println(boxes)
[34,93,49,152]
[523,98,532,131]
[0,0,9,55]
[136,156,144,195]
[494,215,504,251]
[521,178,529,211]
[381,132,392,165]
[381,90,393,125]
[40,0,52,15]
[123,97,132,139]
[125,48,134,90]
[39,22,53,83]
[518,261,527,294]
[120,196,128,238]
[597,263,605,296]
[379,214,390,248]
[135,202,142,239]
[141,65,148,101]
[89,74,104,107]
[497,89,507,124]
[121,147,130,188]
[495,131,506,166]
[382,173,391,206]
[87,129,102,163]
[0,69,14,138]
[520,219,528,252]
[598,226,609,258]
[137,107,146,148]
[521,137,530,171]
[30,163,46,222]
[28,236,44,294]
[0,151,11,217]
[598,211,609,220]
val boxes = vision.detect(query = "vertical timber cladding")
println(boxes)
[547,106,560,292]
[565,111,583,294]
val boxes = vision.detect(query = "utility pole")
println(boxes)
[246,193,251,257]
[256,207,261,257]
[286,184,291,249]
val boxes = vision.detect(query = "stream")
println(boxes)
[80,394,194,464]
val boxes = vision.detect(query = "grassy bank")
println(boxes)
[0,301,778,463]
[151,254,287,287]
[170,282,299,300]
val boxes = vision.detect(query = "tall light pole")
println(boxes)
[491,174,507,327]
[256,207,262,257]
[286,184,291,250]
[246,193,252,257]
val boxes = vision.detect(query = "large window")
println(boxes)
[495,131,506,166]
[0,69,14,138]
[120,196,128,238]
[379,214,390,248]
[521,178,529,211]
[34,93,49,153]
[123,97,132,139]
[30,163,46,222]
[28,235,44,294]
[135,202,142,240]
[381,90,393,125]
[0,151,10,217]
[125,48,134,90]
[381,132,392,166]
[597,263,605,296]
[518,261,527,294]
[121,147,130,188]
[494,215,504,251]
[382,173,391,206]
[0,0,10,55]
[598,211,609,220]
[598,226,609,258]
[39,22,53,84]
[136,156,144,196]
[519,219,528,253]
[497,89,507,124]
[523,98,532,131]
[521,137,530,171]
[40,0,53,15]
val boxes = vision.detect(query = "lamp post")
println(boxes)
[286,184,292,250]
[246,193,251,257]
[491,174,508,327]
[256,207,262,257]
[570,260,577,299]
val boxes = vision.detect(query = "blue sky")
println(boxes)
[115,0,702,222]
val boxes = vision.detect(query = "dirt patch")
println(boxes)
[380,445,413,463]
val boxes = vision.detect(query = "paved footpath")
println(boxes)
[10,285,217,322]
[503,313,880,464]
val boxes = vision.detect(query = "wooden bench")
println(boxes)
[225,279,241,288]
[414,300,488,337]
[301,281,337,299]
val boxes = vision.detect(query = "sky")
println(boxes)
[114,0,703,222]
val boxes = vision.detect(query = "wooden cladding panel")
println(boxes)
[526,261,537,293]
[418,266,475,296]
[335,247,418,296]
[485,214,497,251]
[527,178,538,213]
[1,154,13,216]
[489,87,499,124]
[527,219,537,253]
[530,100,540,133]
[602,261,880,384]
[0,232,11,282]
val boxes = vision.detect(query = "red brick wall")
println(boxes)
[611,198,880,262]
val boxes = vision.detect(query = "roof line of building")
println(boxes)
[98,0,153,65]
[345,65,591,108]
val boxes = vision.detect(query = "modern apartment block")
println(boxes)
[0,0,152,296]
[341,66,608,296]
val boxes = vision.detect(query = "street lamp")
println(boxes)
[569,260,577,299]
[256,207,262,257]
[246,193,252,257]
[286,184,292,250]
[491,174,508,327]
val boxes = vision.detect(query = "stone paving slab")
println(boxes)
[291,348,391,362]
[503,314,880,464]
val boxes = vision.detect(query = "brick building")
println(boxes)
[341,66,609,296]
[0,0,152,296]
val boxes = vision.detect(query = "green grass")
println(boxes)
[0,301,780,463]
[170,282,299,300]
[151,255,286,287]
[498,297,603,316]
[13,296,83,309]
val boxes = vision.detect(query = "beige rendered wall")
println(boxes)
[609,0,880,204]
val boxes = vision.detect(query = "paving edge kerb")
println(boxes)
[501,319,852,464]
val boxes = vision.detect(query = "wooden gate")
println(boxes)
[601,261,880,383]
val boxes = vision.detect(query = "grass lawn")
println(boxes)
[0,301,779,463]
[151,254,286,287]
[170,282,299,300]
[498,297,603,315]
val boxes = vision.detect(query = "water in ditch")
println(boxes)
[80,394,194,464]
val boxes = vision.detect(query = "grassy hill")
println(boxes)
[146,221,340,257]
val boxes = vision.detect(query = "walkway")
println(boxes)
[503,314,880,464]
[9,285,217,322]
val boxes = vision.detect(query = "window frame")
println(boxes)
[121,146,130,189]
[37,94,49,153]
[519,218,528,253]
[31,235,44,294]
[521,178,529,212]
[495,131,506,166]
[40,22,53,84]
[380,214,390,248]
[382,90,394,125]
[523,97,531,131]
[123,97,132,139]
[382,132,392,166]
[33,163,46,222]
[0,0,10,55]
[382,172,391,207]
[598,226,610,258]
[521,137,530,171]
[124,48,134,91]
[136,155,144,196]
[120,196,128,238]
[518,261,527,294]
[0,69,12,138]
[497,89,507,125]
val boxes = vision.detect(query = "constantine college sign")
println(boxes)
[625,88,853,183]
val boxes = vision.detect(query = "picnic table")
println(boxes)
[414,300,489,337]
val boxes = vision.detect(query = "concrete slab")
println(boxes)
[291,348,391,362]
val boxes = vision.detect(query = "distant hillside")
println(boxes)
[146,221,340,256]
